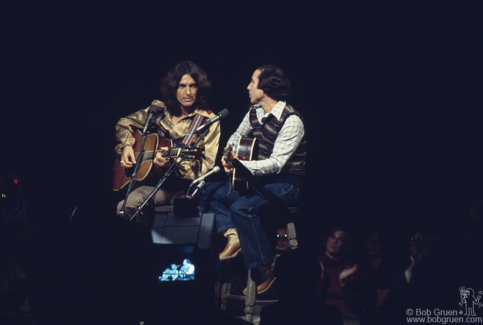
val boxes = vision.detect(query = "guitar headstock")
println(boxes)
[167,146,203,161]
[182,147,203,161]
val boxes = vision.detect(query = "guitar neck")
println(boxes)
[136,147,198,163]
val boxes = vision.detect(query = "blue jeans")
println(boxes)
[198,182,300,270]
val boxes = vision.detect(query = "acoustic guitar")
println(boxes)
[112,130,203,191]
[223,137,258,191]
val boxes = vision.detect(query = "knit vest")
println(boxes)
[249,104,306,178]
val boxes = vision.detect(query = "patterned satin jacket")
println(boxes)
[114,100,220,180]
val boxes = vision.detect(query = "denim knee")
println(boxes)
[229,199,252,219]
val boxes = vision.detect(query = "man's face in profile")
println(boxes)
[247,69,265,104]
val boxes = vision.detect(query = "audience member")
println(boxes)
[260,249,343,325]
[275,228,289,254]
[358,230,392,304]
[316,225,363,320]
[390,227,426,288]
[356,229,393,324]
[377,231,481,325]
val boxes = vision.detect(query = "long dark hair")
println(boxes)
[160,61,211,116]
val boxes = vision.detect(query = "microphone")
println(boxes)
[142,105,159,135]
[190,180,206,197]
[191,166,221,185]
[195,109,229,133]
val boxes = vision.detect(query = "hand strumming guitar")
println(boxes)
[120,146,136,168]
[154,147,171,168]
[221,146,238,174]
[221,156,234,174]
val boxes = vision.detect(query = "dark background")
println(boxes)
[1,0,483,322]
[2,0,482,232]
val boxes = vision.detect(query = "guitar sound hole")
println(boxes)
[125,167,135,176]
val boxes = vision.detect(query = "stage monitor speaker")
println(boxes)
[148,206,218,318]
[0,175,29,223]
[151,205,214,249]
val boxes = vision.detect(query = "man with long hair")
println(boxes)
[115,61,220,221]
[199,65,306,294]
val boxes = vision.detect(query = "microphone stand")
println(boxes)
[188,180,205,196]
[129,127,210,222]
[119,107,157,219]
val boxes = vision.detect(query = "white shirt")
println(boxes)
[227,101,305,176]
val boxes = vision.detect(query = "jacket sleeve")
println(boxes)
[114,100,165,155]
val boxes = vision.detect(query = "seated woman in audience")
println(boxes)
[316,225,361,319]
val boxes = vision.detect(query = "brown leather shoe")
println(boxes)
[243,271,276,295]
[219,234,241,261]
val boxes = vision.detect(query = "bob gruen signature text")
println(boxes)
[416,309,459,316]
[406,309,483,324]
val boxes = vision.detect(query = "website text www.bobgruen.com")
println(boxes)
[406,308,483,324]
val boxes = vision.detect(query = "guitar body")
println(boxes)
[232,137,258,191]
[113,130,172,191]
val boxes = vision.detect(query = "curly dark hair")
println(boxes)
[160,61,211,116]
[256,64,291,101]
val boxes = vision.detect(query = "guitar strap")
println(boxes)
[181,113,206,146]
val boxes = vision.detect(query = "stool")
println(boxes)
[220,207,299,323]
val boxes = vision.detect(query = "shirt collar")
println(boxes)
[164,107,214,121]
[269,101,286,121]
[255,101,286,123]
[192,108,214,118]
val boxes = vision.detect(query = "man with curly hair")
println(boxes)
[199,65,306,294]
[115,61,220,222]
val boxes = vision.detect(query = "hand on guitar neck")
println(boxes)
[121,146,171,168]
